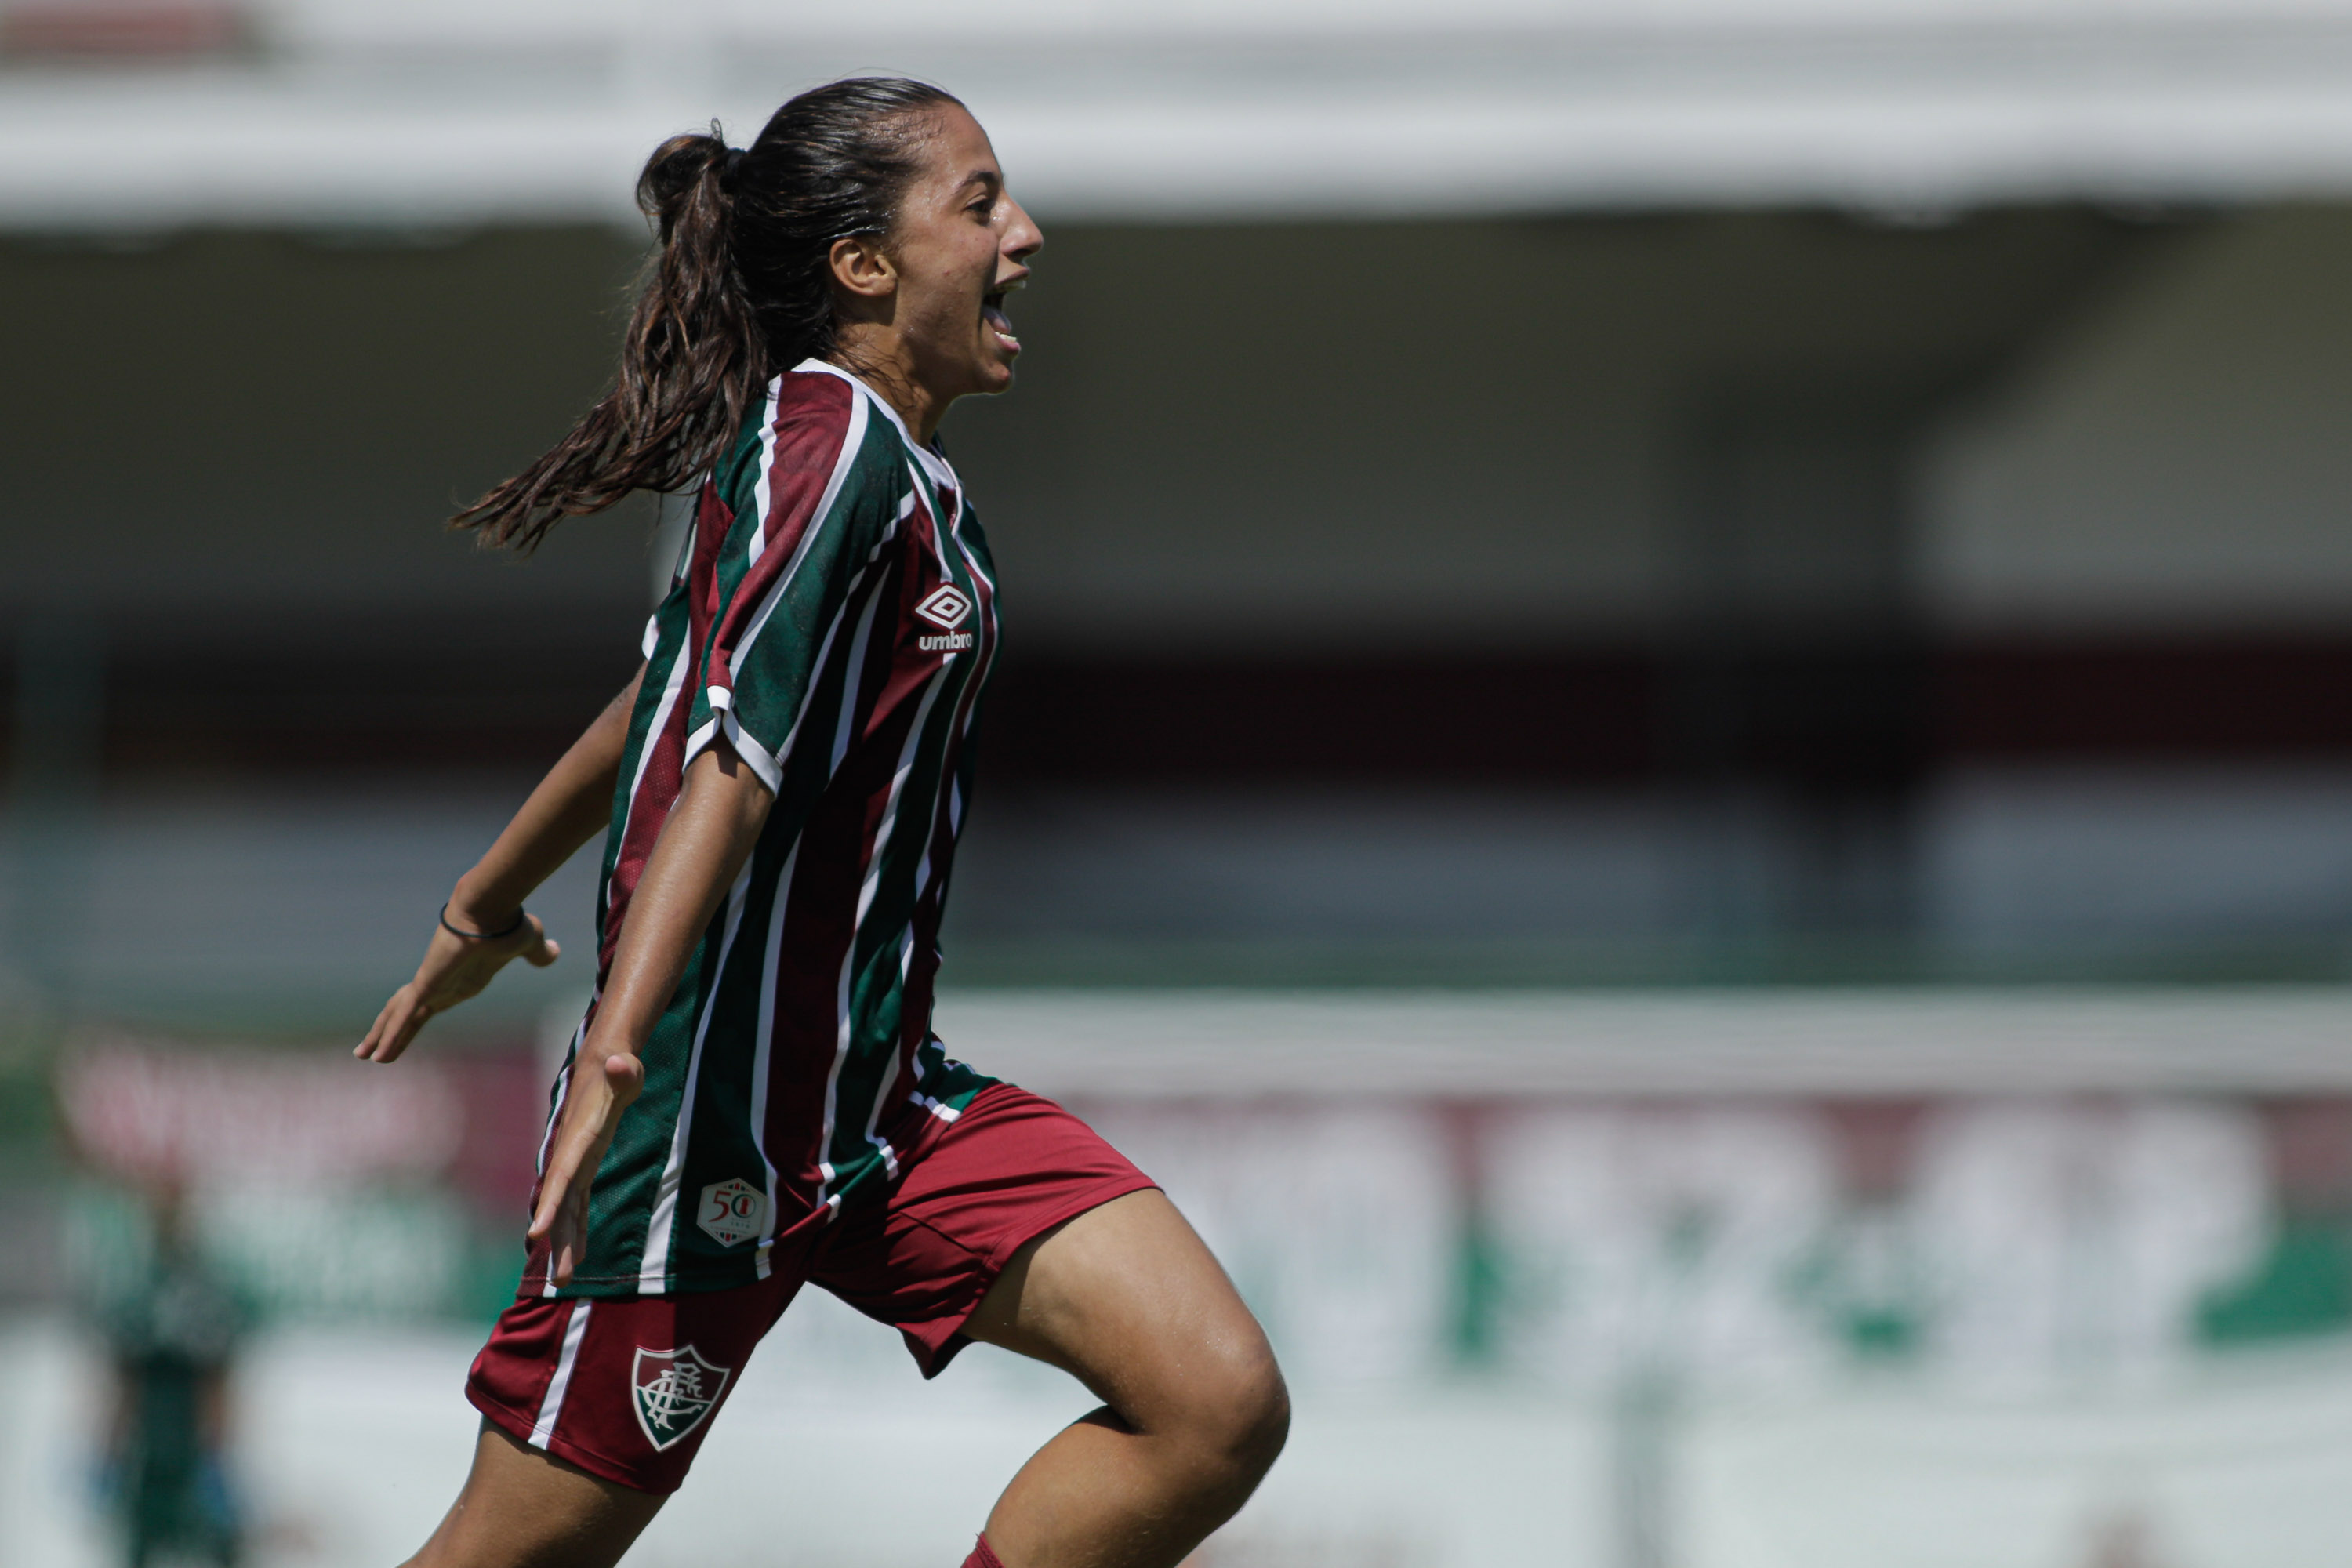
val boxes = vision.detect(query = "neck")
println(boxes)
[828,328,942,443]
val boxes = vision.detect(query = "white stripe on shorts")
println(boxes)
[529,1301,593,1450]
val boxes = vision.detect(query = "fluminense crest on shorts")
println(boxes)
[630,1345,731,1452]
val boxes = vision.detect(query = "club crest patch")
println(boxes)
[696,1178,766,1247]
[630,1345,731,1452]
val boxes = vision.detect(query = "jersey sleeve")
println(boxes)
[683,386,901,793]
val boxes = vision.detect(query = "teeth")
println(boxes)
[982,284,1022,351]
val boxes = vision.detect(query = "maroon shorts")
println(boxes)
[466,1084,1154,1493]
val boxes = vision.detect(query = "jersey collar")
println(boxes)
[789,358,961,498]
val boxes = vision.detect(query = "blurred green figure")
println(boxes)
[99,1188,247,1568]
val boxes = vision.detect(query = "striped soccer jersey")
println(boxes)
[539,360,1000,1299]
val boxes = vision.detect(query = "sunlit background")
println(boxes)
[9,2,2352,1565]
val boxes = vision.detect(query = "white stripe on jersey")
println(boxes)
[808,584,895,1210]
[852,666,955,1180]
[746,840,800,1282]
[908,1091,964,1123]
[636,863,755,1293]
[728,384,869,680]
[745,380,782,568]
[695,467,909,797]
[826,593,887,770]
[615,636,694,888]
[532,1065,579,1297]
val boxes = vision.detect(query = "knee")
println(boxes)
[1170,1334,1289,1494]
[1229,1352,1290,1482]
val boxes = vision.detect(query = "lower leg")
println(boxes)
[979,1406,1278,1568]
[401,1423,666,1568]
[962,1192,1290,1568]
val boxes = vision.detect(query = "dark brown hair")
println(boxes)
[454,77,964,550]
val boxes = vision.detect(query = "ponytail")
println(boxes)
[455,77,962,551]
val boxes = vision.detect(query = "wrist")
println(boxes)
[447,874,523,935]
[574,1014,651,1080]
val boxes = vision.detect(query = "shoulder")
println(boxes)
[766,366,859,459]
[717,368,904,518]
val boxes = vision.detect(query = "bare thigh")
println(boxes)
[401,1422,666,1568]
[964,1189,1280,1421]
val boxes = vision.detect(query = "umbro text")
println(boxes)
[919,632,975,652]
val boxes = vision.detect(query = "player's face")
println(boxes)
[883,105,1041,408]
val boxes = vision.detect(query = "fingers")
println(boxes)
[354,995,394,1060]
[541,1192,583,1288]
[382,998,433,1062]
[521,915,561,969]
[529,1155,593,1287]
[528,1167,567,1246]
[361,909,562,1063]
[355,987,426,1064]
[528,1186,583,1287]
[525,1051,644,1283]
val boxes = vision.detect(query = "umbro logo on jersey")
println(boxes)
[631,1345,731,1451]
[914,585,971,630]
[915,584,976,654]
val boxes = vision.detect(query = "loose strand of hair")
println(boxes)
[451,132,764,553]
[451,81,963,553]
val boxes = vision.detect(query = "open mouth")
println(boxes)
[982,285,1021,354]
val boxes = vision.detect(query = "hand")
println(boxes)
[528,1051,646,1287]
[355,904,559,1063]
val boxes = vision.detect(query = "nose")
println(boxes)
[1004,196,1043,262]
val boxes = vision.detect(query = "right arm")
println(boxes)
[355,665,645,1063]
[528,739,775,1285]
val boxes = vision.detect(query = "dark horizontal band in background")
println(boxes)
[5,617,2352,783]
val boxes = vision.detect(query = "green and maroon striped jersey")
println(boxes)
[532,361,1000,1299]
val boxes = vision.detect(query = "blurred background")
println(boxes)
[8,0,2352,1563]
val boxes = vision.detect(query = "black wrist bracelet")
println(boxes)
[440,902,528,942]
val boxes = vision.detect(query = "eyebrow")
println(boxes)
[960,169,1001,192]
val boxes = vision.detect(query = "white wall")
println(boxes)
[26,0,2352,229]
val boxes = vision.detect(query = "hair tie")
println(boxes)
[719,146,746,192]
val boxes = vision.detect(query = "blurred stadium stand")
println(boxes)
[10,4,2352,1566]
[7,3,2352,1003]
[6,2,2352,1002]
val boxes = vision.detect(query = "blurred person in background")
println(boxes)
[355,78,1286,1568]
[98,1185,245,1568]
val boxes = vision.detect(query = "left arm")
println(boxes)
[357,666,644,1063]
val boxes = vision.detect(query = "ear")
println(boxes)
[829,234,897,300]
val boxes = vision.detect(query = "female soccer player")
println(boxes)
[357,78,1287,1568]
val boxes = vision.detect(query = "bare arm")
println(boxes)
[530,739,775,1286]
[356,666,646,1063]
[449,664,647,931]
